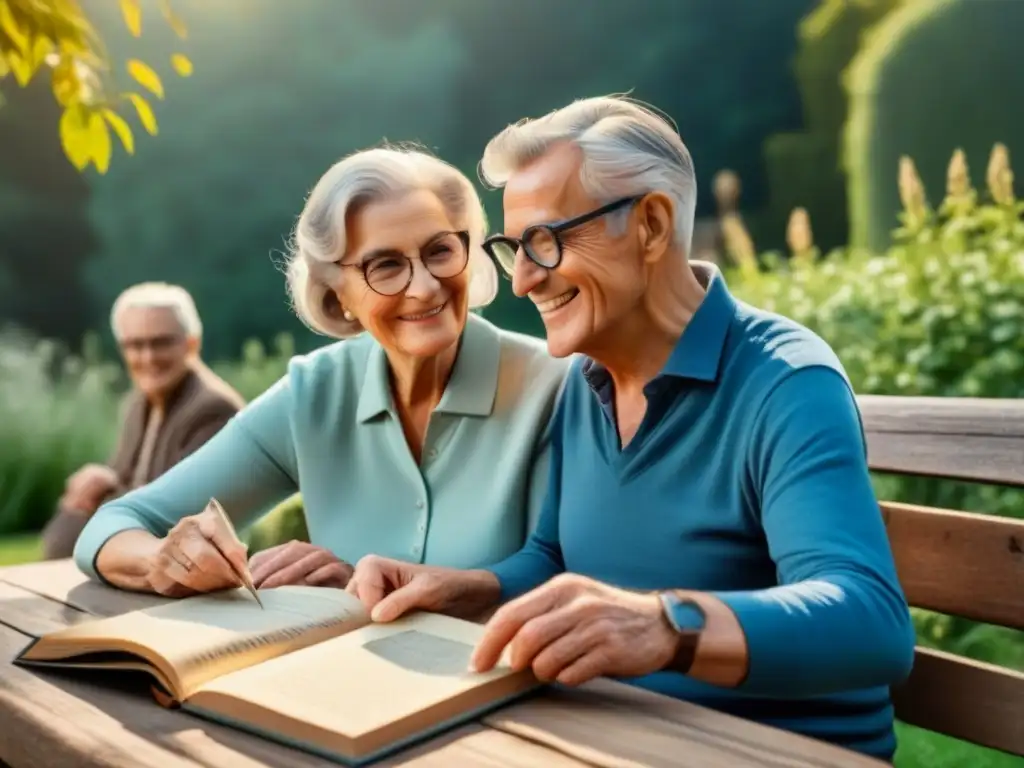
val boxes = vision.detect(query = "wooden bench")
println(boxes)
[859,394,1024,757]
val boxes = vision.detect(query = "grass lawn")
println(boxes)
[0,533,42,566]
[895,723,1023,767]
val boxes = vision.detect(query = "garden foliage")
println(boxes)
[843,0,1024,250]
[728,143,1024,673]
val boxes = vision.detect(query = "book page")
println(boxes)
[22,585,369,697]
[189,612,538,756]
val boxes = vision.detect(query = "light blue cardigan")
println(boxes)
[75,314,570,580]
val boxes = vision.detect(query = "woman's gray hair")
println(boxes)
[479,95,698,254]
[285,145,498,340]
[110,282,202,340]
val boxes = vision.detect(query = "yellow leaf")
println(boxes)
[170,53,193,77]
[0,3,28,51]
[119,0,142,36]
[0,54,10,78]
[28,36,53,71]
[51,59,79,106]
[127,92,158,135]
[86,110,112,174]
[6,49,34,86]
[59,103,91,171]
[159,0,189,39]
[102,108,135,155]
[127,59,164,99]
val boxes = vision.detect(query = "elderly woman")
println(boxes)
[73,146,569,597]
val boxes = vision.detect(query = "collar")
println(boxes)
[582,260,735,393]
[356,312,502,423]
[659,261,735,382]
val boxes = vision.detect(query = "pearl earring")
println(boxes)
[343,309,354,321]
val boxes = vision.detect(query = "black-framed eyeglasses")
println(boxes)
[339,230,471,296]
[482,195,643,276]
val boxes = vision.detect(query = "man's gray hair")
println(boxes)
[479,95,698,254]
[110,282,202,340]
[285,145,498,340]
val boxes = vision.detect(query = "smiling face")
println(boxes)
[117,306,196,399]
[335,189,470,361]
[503,143,649,359]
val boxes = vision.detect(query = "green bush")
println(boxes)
[243,492,310,553]
[844,0,1024,250]
[210,334,295,404]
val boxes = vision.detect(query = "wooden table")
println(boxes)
[0,560,884,768]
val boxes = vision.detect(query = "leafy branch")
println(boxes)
[0,0,193,173]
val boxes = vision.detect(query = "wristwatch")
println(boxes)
[657,590,706,674]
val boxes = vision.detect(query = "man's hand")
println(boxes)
[249,541,353,589]
[62,464,120,514]
[471,573,681,686]
[346,555,501,622]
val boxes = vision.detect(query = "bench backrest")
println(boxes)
[859,394,1024,756]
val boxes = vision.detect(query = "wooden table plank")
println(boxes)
[0,560,887,767]
[0,560,172,617]
[0,582,93,637]
[485,680,887,768]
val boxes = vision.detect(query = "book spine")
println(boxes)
[181,615,352,668]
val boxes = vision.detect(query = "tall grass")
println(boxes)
[0,329,123,534]
[0,328,293,535]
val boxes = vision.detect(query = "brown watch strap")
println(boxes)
[665,630,701,674]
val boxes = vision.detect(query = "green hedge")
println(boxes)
[761,0,899,251]
[844,0,1024,250]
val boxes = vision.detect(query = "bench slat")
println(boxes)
[859,395,1024,487]
[858,395,1024,438]
[881,501,1024,631]
[893,647,1024,756]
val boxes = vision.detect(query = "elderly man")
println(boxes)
[41,282,244,560]
[344,96,915,761]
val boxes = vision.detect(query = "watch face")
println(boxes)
[661,593,706,633]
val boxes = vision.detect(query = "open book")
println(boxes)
[14,585,540,765]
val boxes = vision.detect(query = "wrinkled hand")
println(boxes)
[471,574,680,686]
[346,555,499,622]
[145,505,249,597]
[63,464,120,514]
[249,541,353,589]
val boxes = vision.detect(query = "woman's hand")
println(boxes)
[248,541,353,589]
[144,504,249,598]
[346,555,501,622]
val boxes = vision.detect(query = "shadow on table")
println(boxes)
[0,661,474,767]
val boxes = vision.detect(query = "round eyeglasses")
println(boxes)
[482,195,643,276]
[340,230,470,296]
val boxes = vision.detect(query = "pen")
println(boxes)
[206,497,264,609]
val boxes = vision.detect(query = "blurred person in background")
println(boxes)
[42,282,244,559]
[72,146,569,599]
